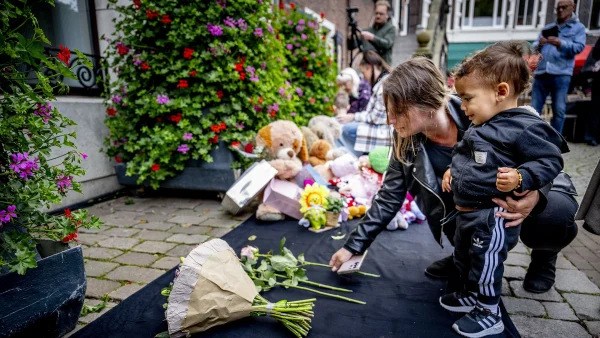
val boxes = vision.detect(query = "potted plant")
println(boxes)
[1,1,102,336]
[325,196,344,227]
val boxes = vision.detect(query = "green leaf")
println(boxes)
[74,49,93,68]
[297,253,305,264]
[248,235,256,241]
[279,237,286,254]
[155,331,170,338]
[294,268,308,281]
[268,277,276,287]
[331,233,345,240]
[269,253,297,272]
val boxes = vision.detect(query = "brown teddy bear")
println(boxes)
[255,120,308,221]
[308,140,330,167]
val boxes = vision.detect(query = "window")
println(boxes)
[23,0,102,94]
[461,0,507,28]
[590,0,600,30]
[515,0,538,27]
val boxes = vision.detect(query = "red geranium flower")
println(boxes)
[209,135,219,144]
[309,97,316,104]
[146,9,158,19]
[133,0,141,10]
[161,14,172,24]
[322,35,326,40]
[258,96,263,104]
[244,143,254,153]
[306,71,313,78]
[216,90,224,99]
[57,45,70,66]
[235,63,244,72]
[107,107,117,116]
[320,12,325,18]
[276,35,280,40]
[151,164,160,171]
[183,48,194,59]
[189,70,197,77]
[171,113,182,123]
[318,62,322,66]
[62,232,78,243]
[239,71,246,80]
[219,122,226,131]
[141,62,150,70]
[279,2,284,9]
[211,124,221,132]
[64,208,72,218]
[117,44,128,56]
[290,3,295,9]
[177,80,188,88]
[114,156,123,163]
[270,110,276,117]
[231,141,241,147]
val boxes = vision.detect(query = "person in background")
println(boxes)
[336,51,392,156]
[333,91,351,117]
[360,0,396,65]
[336,68,372,114]
[531,0,586,133]
[584,38,600,146]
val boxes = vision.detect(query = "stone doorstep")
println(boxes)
[131,241,177,254]
[96,237,141,250]
[112,252,159,267]
[85,278,121,299]
[84,260,119,277]
[152,256,181,270]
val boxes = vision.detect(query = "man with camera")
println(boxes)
[531,0,586,134]
[359,0,396,65]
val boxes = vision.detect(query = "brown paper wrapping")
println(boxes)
[166,239,259,337]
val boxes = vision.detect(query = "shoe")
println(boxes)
[452,306,504,337]
[439,290,477,313]
[425,255,454,279]
[523,250,557,293]
[587,140,598,146]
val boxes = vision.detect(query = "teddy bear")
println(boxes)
[301,115,342,150]
[308,140,330,167]
[254,120,308,221]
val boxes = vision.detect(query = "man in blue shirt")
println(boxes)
[531,0,586,133]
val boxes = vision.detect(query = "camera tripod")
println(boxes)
[347,7,363,66]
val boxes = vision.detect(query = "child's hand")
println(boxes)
[442,168,452,192]
[496,167,519,192]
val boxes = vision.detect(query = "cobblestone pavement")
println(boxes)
[68,143,600,337]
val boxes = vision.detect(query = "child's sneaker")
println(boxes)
[439,291,477,313]
[452,306,504,337]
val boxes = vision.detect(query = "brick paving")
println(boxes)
[72,143,600,336]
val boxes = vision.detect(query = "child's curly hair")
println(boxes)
[452,41,534,96]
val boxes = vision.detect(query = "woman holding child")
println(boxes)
[329,42,579,337]
[335,51,393,156]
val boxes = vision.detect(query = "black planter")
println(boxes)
[0,244,86,338]
[115,141,238,192]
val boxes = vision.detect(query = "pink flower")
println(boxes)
[207,23,223,36]
[81,153,88,159]
[236,18,247,30]
[112,94,122,104]
[324,96,330,102]
[268,103,279,112]
[267,25,274,33]
[278,87,286,96]
[223,17,236,28]
[288,20,293,26]
[249,75,259,82]
[0,205,18,225]
[156,94,169,104]
[183,132,193,140]
[235,123,245,129]
[286,44,293,50]
[261,62,266,70]
[301,34,307,40]
[217,0,226,8]
[290,112,297,116]
[34,102,52,123]
[240,246,259,259]
[177,144,190,154]
[296,87,303,97]
[245,66,255,76]
[57,174,73,192]
[9,152,39,180]
[254,27,263,37]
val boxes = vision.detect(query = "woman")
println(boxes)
[336,51,393,156]
[330,57,579,293]
[336,68,372,114]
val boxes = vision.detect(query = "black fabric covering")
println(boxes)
[73,217,520,338]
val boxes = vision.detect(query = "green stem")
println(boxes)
[273,273,352,292]
[303,261,380,278]
[276,283,365,305]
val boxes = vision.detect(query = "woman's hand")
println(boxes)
[442,168,452,192]
[336,113,355,124]
[329,247,354,272]
[492,190,539,228]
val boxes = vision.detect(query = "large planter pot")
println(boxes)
[115,141,238,192]
[0,242,86,338]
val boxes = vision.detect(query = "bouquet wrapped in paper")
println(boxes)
[165,239,315,338]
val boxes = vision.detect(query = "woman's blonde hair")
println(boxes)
[382,57,447,164]
[336,68,360,98]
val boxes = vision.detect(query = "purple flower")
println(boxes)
[283,68,288,73]
[245,66,255,76]
[133,54,143,66]
[295,43,301,47]
[286,44,293,50]
[254,27,263,37]
[278,87,286,96]
[267,25,274,33]
[261,62,266,70]
[308,21,315,29]
[183,132,193,140]
[299,19,305,25]
[236,19,247,31]
[207,23,223,36]
[235,122,245,129]
[268,103,279,112]
[56,174,73,192]
[301,34,307,40]
[324,96,330,102]
[254,105,263,112]
[290,112,297,116]
[292,37,297,41]
[302,47,307,52]
[177,144,190,154]
[296,25,304,32]
[217,0,226,8]
[9,152,39,180]
[0,205,18,225]
[296,87,303,97]
[156,94,169,104]
[223,17,236,28]
[112,94,122,104]
[310,52,316,58]
[288,20,293,26]
[120,138,127,143]
[81,153,88,159]
[250,75,259,82]
[34,102,52,123]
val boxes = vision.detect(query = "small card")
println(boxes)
[337,250,369,275]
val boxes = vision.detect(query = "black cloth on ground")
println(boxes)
[73,217,520,338]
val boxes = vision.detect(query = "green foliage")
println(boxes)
[326,196,344,213]
[103,1,337,188]
[0,0,103,274]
